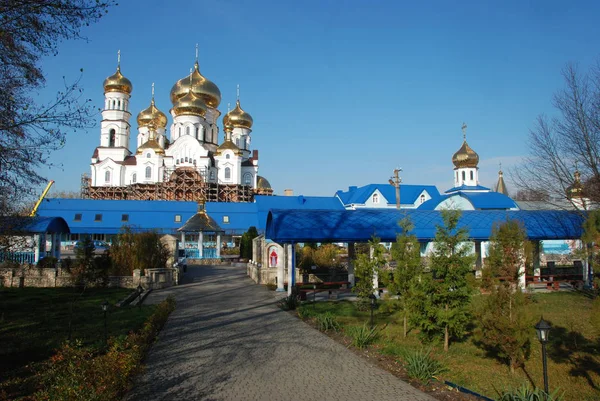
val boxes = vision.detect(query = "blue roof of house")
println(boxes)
[445,185,491,193]
[335,184,440,206]
[37,199,197,235]
[266,209,585,243]
[419,192,518,210]
[0,216,70,234]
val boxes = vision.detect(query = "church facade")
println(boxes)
[84,52,273,202]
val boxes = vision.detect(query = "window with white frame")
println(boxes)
[372,193,379,204]
[145,166,152,179]
[225,167,231,179]
[420,194,426,204]
[244,173,252,186]
[104,170,110,183]
[132,173,136,183]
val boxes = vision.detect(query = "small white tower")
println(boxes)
[223,85,254,160]
[451,123,480,188]
[100,51,132,154]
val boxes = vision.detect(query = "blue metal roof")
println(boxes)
[0,216,70,234]
[419,192,518,210]
[266,209,585,243]
[205,202,259,235]
[445,185,491,193]
[37,199,197,235]
[335,184,440,206]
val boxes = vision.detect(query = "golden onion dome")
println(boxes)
[170,62,221,108]
[103,67,133,94]
[452,140,479,168]
[172,89,207,117]
[223,100,253,129]
[136,138,165,155]
[137,99,167,128]
[216,139,242,156]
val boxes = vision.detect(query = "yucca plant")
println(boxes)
[316,312,340,332]
[350,323,379,348]
[279,295,299,311]
[402,348,447,384]
[497,384,564,401]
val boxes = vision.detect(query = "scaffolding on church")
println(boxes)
[81,168,266,202]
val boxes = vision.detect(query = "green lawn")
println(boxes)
[0,287,156,381]
[300,292,600,401]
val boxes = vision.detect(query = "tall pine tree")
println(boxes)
[412,208,474,351]
[476,219,532,373]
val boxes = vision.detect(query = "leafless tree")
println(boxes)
[511,62,600,209]
[0,0,115,215]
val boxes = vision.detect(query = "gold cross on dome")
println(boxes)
[461,122,467,140]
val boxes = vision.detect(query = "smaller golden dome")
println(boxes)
[172,89,207,117]
[452,140,479,168]
[215,139,242,156]
[223,100,253,129]
[567,170,584,199]
[103,67,133,94]
[257,176,271,189]
[137,99,167,128]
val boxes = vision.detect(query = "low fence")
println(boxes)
[0,252,35,265]
[0,266,182,289]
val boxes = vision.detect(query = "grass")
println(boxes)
[312,293,600,401]
[0,287,156,382]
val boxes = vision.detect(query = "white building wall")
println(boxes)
[454,167,478,187]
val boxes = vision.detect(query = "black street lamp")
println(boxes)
[137,284,144,309]
[313,283,317,307]
[535,317,551,394]
[368,293,377,329]
[101,300,109,345]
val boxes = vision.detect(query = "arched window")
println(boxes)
[210,171,215,180]
[456,172,458,181]
[145,166,152,179]
[420,194,426,204]
[372,193,379,204]
[462,171,466,181]
[132,173,137,183]
[244,173,252,186]
[146,153,151,158]
[109,129,116,147]
[226,154,230,159]
[178,126,182,136]
[118,100,121,109]
[470,171,474,180]
[186,126,190,136]
[104,170,110,183]
[235,138,240,147]
[225,167,231,179]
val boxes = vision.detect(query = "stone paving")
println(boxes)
[126,265,436,401]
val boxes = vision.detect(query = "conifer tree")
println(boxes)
[412,209,474,351]
[388,216,422,338]
[475,219,532,373]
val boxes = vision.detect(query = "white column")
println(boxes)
[180,232,186,258]
[34,234,40,263]
[198,232,203,258]
[287,244,294,296]
[347,242,355,287]
[370,246,379,297]
[533,240,541,281]
[216,234,221,258]
[518,250,526,290]
[474,241,482,278]
[276,249,285,291]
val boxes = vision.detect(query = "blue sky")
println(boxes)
[38,0,600,197]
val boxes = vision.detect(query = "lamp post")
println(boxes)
[368,293,377,329]
[535,317,551,394]
[313,283,317,307]
[101,300,109,345]
[137,284,144,309]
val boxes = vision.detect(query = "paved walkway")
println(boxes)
[126,265,436,401]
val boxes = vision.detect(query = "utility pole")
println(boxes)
[388,168,402,209]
